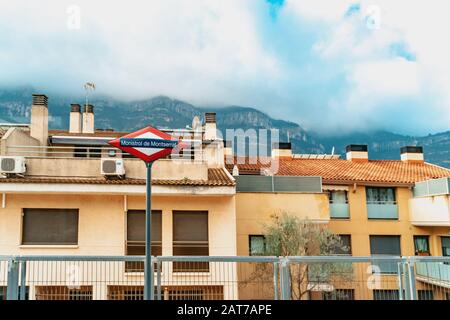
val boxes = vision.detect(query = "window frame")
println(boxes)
[248,235,266,256]
[332,234,352,255]
[366,187,397,205]
[327,190,349,204]
[369,235,401,274]
[125,210,162,273]
[172,211,209,272]
[413,235,431,256]
[21,208,79,245]
[442,236,450,257]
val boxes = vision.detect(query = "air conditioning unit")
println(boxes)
[101,158,125,176]
[0,156,26,175]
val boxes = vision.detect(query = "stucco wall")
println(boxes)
[0,193,236,257]
[0,128,40,156]
[22,157,208,180]
[409,195,450,227]
[328,186,450,257]
[235,192,330,256]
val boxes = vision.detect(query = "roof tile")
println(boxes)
[226,157,450,185]
[0,168,235,187]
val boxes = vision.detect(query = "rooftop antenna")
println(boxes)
[287,131,290,142]
[84,82,96,111]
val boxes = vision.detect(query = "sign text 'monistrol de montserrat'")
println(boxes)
[119,138,179,149]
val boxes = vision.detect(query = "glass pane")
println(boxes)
[332,235,351,255]
[442,236,450,257]
[414,236,430,254]
[249,236,265,256]
[331,191,347,204]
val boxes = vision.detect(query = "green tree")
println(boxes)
[242,212,353,300]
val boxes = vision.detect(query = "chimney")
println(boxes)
[30,94,49,146]
[401,146,424,163]
[223,140,233,157]
[204,112,217,140]
[346,144,368,162]
[82,104,95,134]
[69,104,82,133]
[272,142,292,158]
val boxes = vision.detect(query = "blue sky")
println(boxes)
[0,0,449,135]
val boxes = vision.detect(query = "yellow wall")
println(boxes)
[328,186,450,257]
[235,192,330,256]
[0,193,236,257]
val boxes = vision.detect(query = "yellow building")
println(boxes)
[0,93,449,300]
[228,144,450,300]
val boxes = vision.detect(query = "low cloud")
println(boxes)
[0,0,449,135]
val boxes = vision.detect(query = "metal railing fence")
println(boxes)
[1,255,450,301]
[4,144,204,161]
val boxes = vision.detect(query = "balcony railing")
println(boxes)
[329,203,350,219]
[367,201,398,219]
[416,262,450,283]
[4,144,203,161]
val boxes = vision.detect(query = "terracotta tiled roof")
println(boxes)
[226,157,450,185]
[0,168,235,187]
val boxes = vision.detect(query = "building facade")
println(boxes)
[0,93,449,300]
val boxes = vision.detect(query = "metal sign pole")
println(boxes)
[144,161,154,300]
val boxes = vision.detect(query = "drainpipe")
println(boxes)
[2,193,5,209]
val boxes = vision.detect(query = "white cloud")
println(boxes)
[0,0,281,104]
[0,0,449,135]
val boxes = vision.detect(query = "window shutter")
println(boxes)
[173,211,208,242]
[22,209,79,245]
[127,210,162,242]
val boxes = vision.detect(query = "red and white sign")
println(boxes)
[109,126,188,162]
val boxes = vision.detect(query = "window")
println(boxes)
[249,235,265,256]
[173,211,209,272]
[418,290,434,300]
[366,187,398,219]
[366,187,396,204]
[328,190,350,219]
[323,289,354,300]
[370,236,401,274]
[414,236,430,256]
[331,235,352,255]
[73,146,102,158]
[328,191,348,204]
[126,210,162,272]
[373,289,400,300]
[22,209,79,245]
[442,237,450,256]
[35,286,92,300]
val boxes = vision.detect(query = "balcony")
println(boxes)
[329,203,350,219]
[410,178,450,227]
[235,176,322,193]
[416,262,450,287]
[367,202,398,220]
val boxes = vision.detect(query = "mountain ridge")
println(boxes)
[0,89,448,168]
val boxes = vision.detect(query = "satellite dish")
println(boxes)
[192,116,201,130]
